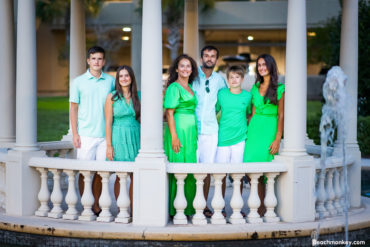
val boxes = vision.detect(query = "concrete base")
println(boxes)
[5,149,46,216]
[132,155,168,227]
[0,197,369,242]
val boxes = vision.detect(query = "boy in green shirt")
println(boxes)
[215,66,252,217]
[215,65,252,163]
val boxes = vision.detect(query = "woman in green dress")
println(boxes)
[244,54,285,216]
[105,65,141,210]
[164,54,198,217]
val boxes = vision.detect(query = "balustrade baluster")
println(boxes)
[97,171,113,222]
[263,172,280,222]
[63,170,78,220]
[247,173,263,223]
[230,173,245,224]
[211,174,226,224]
[192,174,207,225]
[78,171,96,221]
[316,168,329,218]
[115,172,131,223]
[173,174,187,224]
[333,168,343,214]
[325,168,337,216]
[35,168,50,216]
[48,169,64,218]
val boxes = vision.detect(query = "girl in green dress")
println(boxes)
[244,54,285,216]
[164,54,198,217]
[105,65,141,211]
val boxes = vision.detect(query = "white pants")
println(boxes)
[215,141,245,164]
[77,136,106,161]
[197,134,218,163]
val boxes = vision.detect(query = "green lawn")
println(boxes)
[37,97,69,142]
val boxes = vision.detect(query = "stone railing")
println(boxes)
[167,162,287,225]
[29,156,287,226]
[29,157,134,223]
[314,155,355,219]
[39,141,75,158]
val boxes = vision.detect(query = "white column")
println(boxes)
[137,0,164,157]
[14,0,38,151]
[339,0,361,208]
[0,0,16,146]
[183,0,199,61]
[340,0,358,149]
[131,0,142,90]
[5,1,46,216]
[63,0,86,140]
[274,0,316,223]
[281,0,307,156]
[133,0,168,227]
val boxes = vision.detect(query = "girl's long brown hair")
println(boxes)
[255,54,279,105]
[111,65,141,122]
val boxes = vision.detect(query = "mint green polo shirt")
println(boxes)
[216,88,252,146]
[69,70,115,138]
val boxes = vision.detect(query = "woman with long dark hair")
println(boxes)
[164,54,198,217]
[244,54,285,216]
[105,65,141,209]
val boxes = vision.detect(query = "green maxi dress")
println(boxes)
[164,82,197,216]
[244,83,285,162]
[111,92,140,161]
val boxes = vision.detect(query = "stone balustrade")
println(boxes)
[167,162,287,225]
[29,157,134,223]
[314,155,354,219]
[39,141,75,158]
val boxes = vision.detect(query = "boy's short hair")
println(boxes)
[226,65,245,79]
[87,46,105,58]
[201,45,219,59]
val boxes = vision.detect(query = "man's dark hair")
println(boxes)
[87,46,105,58]
[200,45,219,59]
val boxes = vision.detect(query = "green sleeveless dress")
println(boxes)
[244,83,285,162]
[111,92,140,161]
[164,82,198,216]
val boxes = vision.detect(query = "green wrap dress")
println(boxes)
[164,82,198,216]
[244,83,285,162]
[111,92,140,161]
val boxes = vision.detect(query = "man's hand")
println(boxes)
[73,134,81,148]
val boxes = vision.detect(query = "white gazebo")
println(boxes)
[0,0,367,244]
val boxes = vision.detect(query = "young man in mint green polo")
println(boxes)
[70,46,115,215]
